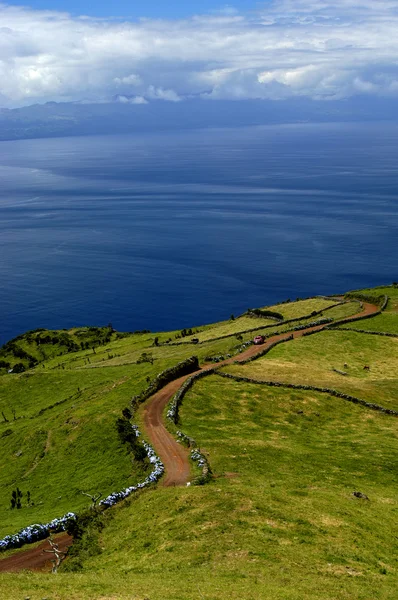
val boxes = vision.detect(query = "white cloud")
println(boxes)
[115,94,148,104]
[114,73,142,86]
[130,95,148,104]
[146,86,181,102]
[0,1,398,106]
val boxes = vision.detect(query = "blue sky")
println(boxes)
[8,0,261,18]
[1,1,398,107]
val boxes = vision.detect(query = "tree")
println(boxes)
[43,536,66,573]
[137,352,153,365]
[116,415,147,462]
[81,491,102,510]
[11,488,23,509]
[122,407,132,420]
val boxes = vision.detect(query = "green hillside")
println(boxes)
[0,285,397,599]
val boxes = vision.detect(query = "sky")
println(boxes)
[5,1,260,19]
[1,0,398,107]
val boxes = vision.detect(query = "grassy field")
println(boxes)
[0,285,396,599]
[261,297,341,319]
[224,329,398,411]
[0,364,152,538]
[1,377,396,599]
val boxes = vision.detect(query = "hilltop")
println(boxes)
[0,285,397,599]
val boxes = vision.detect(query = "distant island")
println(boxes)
[1,96,398,141]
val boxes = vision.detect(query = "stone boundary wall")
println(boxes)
[381,295,389,311]
[174,431,212,485]
[325,328,398,339]
[215,372,398,416]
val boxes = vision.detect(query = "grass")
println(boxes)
[0,364,151,538]
[0,326,124,373]
[262,297,339,319]
[2,377,396,599]
[0,285,397,599]
[224,329,398,410]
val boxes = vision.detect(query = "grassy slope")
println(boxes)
[262,297,340,319]
[0,365,149,537]
[2,379,396,599]
[223,329,398,411]
[0,285,397,599]
[168,300,359,347]
[0,327,124,373]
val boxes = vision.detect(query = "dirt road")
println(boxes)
[0,532,72,573]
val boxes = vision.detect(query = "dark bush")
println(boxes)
[131,356,199,408]
[247,308,284,320]
[116,416,147,462]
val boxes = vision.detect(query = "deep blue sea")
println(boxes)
[1,122,397,344]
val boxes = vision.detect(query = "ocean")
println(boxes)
[0,122,397,344]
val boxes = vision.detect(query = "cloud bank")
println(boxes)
[1,0,398,106]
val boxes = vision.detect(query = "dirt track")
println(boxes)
[0,301,378,572]
[0,532,72,573]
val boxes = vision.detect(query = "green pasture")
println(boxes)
[3,376,396,599]
[262,297,338,319]
[224,329,398,410]
[0,363,154,538]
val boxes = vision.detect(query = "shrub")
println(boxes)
[116,416,147,462]
[246,308,284,320]
[131,356,199,408]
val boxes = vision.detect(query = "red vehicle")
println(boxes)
[253,335,265,345]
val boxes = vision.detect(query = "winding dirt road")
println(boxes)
[142,301,379,487]
[0,300,378,572]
